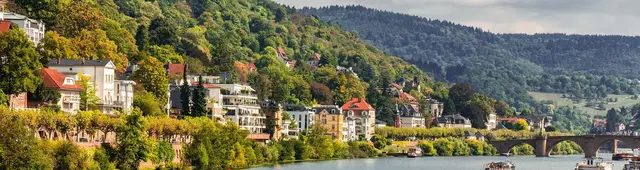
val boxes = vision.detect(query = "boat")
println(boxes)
[574,157,613,170]
[613,152,636,161]
[407,147,423,158]
[624,161,640,170]
[483,161,515,170]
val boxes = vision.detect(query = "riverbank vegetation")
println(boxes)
[0,106,382,169]
[375,127,573,141]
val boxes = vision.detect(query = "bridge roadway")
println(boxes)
[488,135,640,157]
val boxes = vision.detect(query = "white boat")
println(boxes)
[624,161,640,170]
[574,158,613,170]
[407,147,423,158]
[483,161,515,170]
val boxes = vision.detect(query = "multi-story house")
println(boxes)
[217,83,263,134]
[284,104,315,132]
[40,68,83,114]
[313,105,343,140]
[48,59,132,114]
[437,114,472,128]
[1,12,45,44]
[281,120,299,140]
[428,99,444,118]
[395,104,425,128]
[341,98,376,140]
[343,118,357,141]
[486,112,497,130]
[114,80,135,112]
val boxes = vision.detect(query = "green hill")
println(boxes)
[5,0,466,125]
[301,5,640,110]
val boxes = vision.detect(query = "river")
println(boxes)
[250,153,629,170]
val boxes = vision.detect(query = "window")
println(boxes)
[117,84,120,91]
[322,119,327,124]
[64,78,74,85]
[332,116,335,121]
[332,125,335,130]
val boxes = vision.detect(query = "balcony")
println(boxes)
[221,90,257,98]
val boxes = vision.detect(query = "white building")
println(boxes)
[40,68,83,114]
[437,114,472,128]
[1,12,45,44]
[48,59,132,114]
[486,112,497,130]
[341,98,376,141]
[284,104,315,132]
[217,83,263,134]
[281,120,299,140]
[114,80,135,112]
[343,118,357,141]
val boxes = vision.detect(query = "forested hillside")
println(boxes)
[302,6,640,110]
[2,0,468,125]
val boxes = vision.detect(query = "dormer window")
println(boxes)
[63,77,75,85]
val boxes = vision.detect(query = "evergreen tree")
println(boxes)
[191,75,208,117]
[180,65,191,117]
[376,77,396,125]
[606,108,619,132]
[443,98,457,116]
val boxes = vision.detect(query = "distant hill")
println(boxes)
[301,5,640,110]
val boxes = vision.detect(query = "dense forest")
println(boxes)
[301,6,640,110]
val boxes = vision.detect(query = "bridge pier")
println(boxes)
[534,136,548,157]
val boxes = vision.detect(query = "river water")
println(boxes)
[250,153,630,170]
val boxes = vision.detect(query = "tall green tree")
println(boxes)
[149,17,180,47]
[116,109,151,170]
[135,25,150,51]
[191,76,208,117]
[180,65,191,117]
[77,74,100,111]
[443,98,457,116]
[606,108,619,132]
[133,56,169,107]
[449,83,475,110]
[0,29,43,95]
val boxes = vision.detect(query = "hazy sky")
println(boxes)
[274,0,640,36]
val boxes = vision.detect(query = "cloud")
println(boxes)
[274,0,640,35]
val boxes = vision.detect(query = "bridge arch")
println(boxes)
[490,139,537,156]
[544,138,586,157]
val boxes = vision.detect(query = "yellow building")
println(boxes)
[313,105,343,140]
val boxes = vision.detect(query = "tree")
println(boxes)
[0,108,53,169]
[513,119,529,131]
[448,83,475,110]
[494,101,514,117]
[180,66,191,117]
[149,17,180,47]
[0,90,8,106]
[0,29,43,94]
[152,141,175,165]
[147,45,184,64]
[77,74,100,111]
[133,92,163,117]
[606,108,619,132]
[370,135,390,149]
[185,121,248,169]
[520,108,533,116]
[116,109,151,170]
[133,56,169,107]
[443,98,457,116]
[55,2,104,37]
[73,29,128,72]
[463,94,495,129]
[39,31,79,65]
[211,38,235,74]
[29,83,62,104]
[417,141,437,156]
[53,141,90,170]
[191,76,208,117]
[135,25,150,52]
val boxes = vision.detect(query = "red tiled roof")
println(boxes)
[277,47,288,59]
[341,98,375,111]
[400,92,416,101]
[40,68,83,91]
[391,83,403,90]
[247,133,270,140]
[248,61,257,70]
[190,82,220,89]
[0,21,11,32]
[313,53,321,61]
[287,61,296,69]
[167,64,184,75]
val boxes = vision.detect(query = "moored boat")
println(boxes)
[624,161,640,170]
[613,152,636,161]
[483,161,515,170]
[407,147,423,158]
[574,158,613,170]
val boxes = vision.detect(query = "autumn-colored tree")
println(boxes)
[39,31,79,65]
[310,83,334,105]
[73,29,128,72]
[56,2,104,37]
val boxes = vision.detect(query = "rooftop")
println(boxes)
[0,21,10,32]
[48,59,113,67]
[166,64,184,75]
[341,98,375,111]
[40,68,83,91]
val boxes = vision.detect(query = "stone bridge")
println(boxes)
[488,135,640,157]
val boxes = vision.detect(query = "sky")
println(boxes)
[274,0,640,36]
